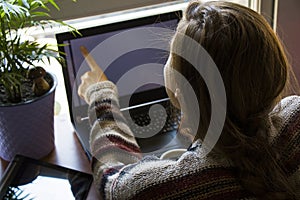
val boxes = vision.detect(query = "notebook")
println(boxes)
[56,9,187,159]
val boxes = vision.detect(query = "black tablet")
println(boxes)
[0,155,93,200]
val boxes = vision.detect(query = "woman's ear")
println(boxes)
[174,88,180,98]
[164,57,181,110]
[171,88,181,110]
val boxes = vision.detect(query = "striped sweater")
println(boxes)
[86,81,300,200]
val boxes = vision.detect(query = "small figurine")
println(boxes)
[27,67,50,96]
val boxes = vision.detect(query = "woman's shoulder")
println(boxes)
[273,95,300,120]
[270,95,300,133]
[271,95,300,176]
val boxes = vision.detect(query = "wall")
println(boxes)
[49,0,177,20]
[277,0,300,85]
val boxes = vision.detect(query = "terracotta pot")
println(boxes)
[0,73,57,161]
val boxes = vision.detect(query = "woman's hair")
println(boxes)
[170,1,297,199]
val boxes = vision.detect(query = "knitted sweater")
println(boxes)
[86,81,300,200]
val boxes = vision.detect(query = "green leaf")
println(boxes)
[30,11,49,17]
[1,2,26,18]
[48,0,60,10]
[21,0,30,8]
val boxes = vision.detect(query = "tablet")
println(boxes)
[0,155,93,200]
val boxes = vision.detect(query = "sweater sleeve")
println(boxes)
[86,81,142,195]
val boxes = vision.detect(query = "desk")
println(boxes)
[0,114,100,199]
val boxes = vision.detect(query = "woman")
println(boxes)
[78,1,300,199]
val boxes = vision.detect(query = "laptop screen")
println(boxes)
[56,10,182,117]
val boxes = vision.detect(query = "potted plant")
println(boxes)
[0,0,76,161]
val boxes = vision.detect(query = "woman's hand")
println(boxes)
[78,46,108,103]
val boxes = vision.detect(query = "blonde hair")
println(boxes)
[170,1,297,199]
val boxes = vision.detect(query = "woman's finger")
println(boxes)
[80,46,108,81]
[80,46,102,72]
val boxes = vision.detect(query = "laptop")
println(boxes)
[56,9,187,159]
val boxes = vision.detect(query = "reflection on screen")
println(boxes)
[18,176,74,200]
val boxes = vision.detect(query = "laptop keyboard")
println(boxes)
[126,101,181,137]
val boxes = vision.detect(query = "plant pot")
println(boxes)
[0,73,57,161]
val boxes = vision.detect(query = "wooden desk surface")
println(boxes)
[0,114,100,199]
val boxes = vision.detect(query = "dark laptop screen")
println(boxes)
[56,10,181,112]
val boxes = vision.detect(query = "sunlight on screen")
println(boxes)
[18,176,74,200]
